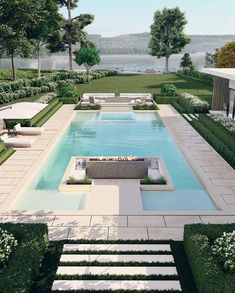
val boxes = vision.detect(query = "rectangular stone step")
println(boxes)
[60,254,174,263]
[56,266,178,276]
[63,244,171,252]
[52,280,182,291]
[182,114,192,121]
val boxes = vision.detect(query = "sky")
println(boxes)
[61,0,235,37]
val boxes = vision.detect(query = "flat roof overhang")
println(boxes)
[201,68,235,81]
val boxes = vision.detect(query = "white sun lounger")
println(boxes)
[1,133,36,148]
[13,123,44,135]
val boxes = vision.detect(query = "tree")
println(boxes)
[180,53,193,68]
[205,48,220,68]
[149,7,190,73]
[52,0,94,71]
[216,41,235,68]
[0,0,41,80]
[74,45,100,82]
[28,0,63,77]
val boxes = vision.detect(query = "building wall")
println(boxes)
[212,77,229,110]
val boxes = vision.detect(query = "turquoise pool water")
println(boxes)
[14,112,217,211]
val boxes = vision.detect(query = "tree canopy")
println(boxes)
[180,53,193,68]
[74,46,100,81]
[0,0,42,80]
[149,7,190,72]
[216,42,235,68]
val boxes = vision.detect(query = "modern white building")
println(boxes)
[201,68,235,119]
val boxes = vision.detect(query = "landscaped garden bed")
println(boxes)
[140,176,167,185]
[0,223,48,292]
[184,223,235,293]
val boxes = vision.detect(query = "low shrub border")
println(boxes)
[177,69,213,86]
[0,223,48,293]
[133,104,158,110]
[0,147,15,165]
[60,97,79,104]
[153,94,179,105]
[172,101,185,113]
[178,93,210,114]
[198,114,235,153]
[190,119,235,168]
[184,224,235,293]
[75,104,101,110]
[34,101,63,127]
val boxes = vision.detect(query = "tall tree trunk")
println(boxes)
[37,43,41,78]
[67,0,73,71]
[11,54,16,81]
[165,56,169,73]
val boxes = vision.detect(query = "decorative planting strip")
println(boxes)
[59,261,175,267]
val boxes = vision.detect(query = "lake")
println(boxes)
[0,53,206,73]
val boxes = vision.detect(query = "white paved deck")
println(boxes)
[0,105,234,241]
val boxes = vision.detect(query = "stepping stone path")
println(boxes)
[182,113,198,122]
[52,243,182,291]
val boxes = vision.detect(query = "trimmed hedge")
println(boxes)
[191,119,235,168]
[133,104,158,110]
[177,69,213,86]
[34,101,63,127]
[75,104,101,110]
[0,147,15,165]
[0,223,48,293]
[184,224,235,293]
[178,93,210,114]
[60,97,79,104]
[153,94,179,104]
[198,114,235,153]
[0,140,4,152]
[172,101,185,113]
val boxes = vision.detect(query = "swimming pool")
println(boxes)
[13,112,217,211]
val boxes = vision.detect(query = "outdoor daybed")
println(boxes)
[1,133,36,148]
[13,123,45,135]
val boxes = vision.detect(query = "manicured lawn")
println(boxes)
[76,73,213,104]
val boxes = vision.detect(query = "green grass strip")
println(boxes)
[55,274,179,281]
[53,289,180,293]
[0,147,15,165]
[59,261,174,267]
[63,250,172,255]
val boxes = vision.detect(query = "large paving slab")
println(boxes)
[63,244,171,252]
[52,280,182,291]
[56,266,178,276]
[60,254,174,263]
[108,227,148,240]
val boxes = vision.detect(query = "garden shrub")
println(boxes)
[184,224,235,293]
[209,113,235,135]
[179,93,210,113]
[59,97,78,104]
[0,223,48,293]
[212,231,235,274]
[0,70,116,104]
[0,228,18,269]
[160,84,177,97]
[191,119,235,168]
[36,92,57,104]
[177,68,213,86]
[57,82,77,98]
[198,114,235,153]
[0,147,15,165]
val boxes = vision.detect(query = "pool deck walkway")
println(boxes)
[0,105,234,241]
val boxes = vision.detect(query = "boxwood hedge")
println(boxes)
[0,147,15,165]
[198,114,235,153]
[0,223,48,293]
[190,119,235,168]
[184,224,235,293]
